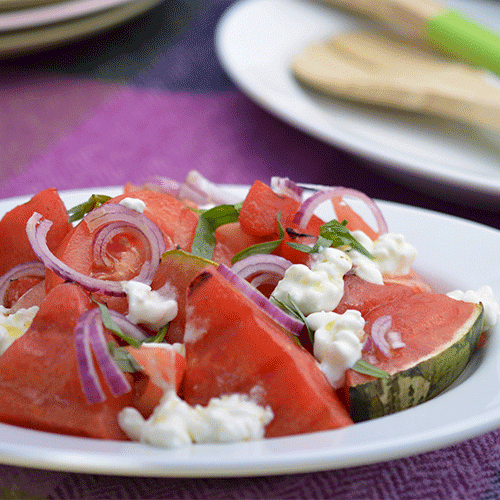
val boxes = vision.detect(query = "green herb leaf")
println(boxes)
[231,212,285,264]
[286,235,333,254]
[352,359,389,378]
[270,293,313,346]
[108,342,143,373]
[91,297,142,348]
[191,204,241,260]
[143,323,169,343]
[320,219,374,258]
[67,194,112,223]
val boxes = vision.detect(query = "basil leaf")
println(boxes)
[143,323,169,343]
[108,342,143,373]
[68,194,111,223]
[286,236,333,254]
[231,212,285,264]
[320,219,374,259]
[191,204,241,260]
[92,298,142,348]
[352,359,389,378]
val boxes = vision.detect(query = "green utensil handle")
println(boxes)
[426,10,500,76]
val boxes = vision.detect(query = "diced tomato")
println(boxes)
[125,343,186,418]
[183,267,353,438]
[0,188,72,277]
[0,283,133,440]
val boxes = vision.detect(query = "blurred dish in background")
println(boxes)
[215,0,500,207]
[0,0,164,55]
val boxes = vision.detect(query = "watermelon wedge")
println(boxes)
[182,266,353,438]
[343,293,484,422]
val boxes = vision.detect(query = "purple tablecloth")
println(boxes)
[1,0,500,498]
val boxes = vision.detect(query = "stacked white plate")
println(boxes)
[0,0,164,56]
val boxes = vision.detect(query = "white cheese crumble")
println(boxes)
[0,306,39,356]
[372,233,417,276]
[121,281,178,331]
[306,309,365,389]
[271,248,352,316]
[118,390,273,448]
[119,197,146,213]
[447,285,500,331]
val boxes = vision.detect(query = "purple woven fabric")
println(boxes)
[1,77,500,500]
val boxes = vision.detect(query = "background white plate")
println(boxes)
[0,0,163,55]
[0,186,499,477]
[215,0,500,207]
[0,0,144,31]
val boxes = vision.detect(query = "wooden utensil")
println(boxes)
[292,31,500,131]
[315,0,500,77]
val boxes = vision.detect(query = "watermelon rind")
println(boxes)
[349,303,484,422]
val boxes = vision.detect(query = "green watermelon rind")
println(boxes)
[349,303,484,422]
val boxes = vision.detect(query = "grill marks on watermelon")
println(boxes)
[183,267,353,438]
[343,293,484,422]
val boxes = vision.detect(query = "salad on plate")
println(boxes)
[0,171,496,448]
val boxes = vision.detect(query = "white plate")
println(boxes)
[0,0,163,55]
[0,186,499,477]
[0,0,144,31]
[215,0,500,207]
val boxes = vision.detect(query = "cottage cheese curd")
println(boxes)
[307,309,365,388]
[0,306,38,356]
[119,390,274,448]
[122,281,178,331]
[447,285,499,331]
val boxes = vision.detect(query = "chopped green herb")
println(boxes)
[67,194,111,223]
[272,293,314,345]
[108,342,143,373]
[286,219,374,258]
[91,297,142,348]
[191,204,241,260]
[143,323,169,343]
[231,212,285,264]
[352,359,389,378]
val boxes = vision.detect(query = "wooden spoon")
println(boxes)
[291,31,500,131]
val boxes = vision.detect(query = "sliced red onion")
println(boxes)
[293,187,388,235]
[107,309,150,342]
[27,213,128,297]
[85,204,165,285]
[250,273,282,289]
[217,264,304,337]
[386,330,406,349]
[370,315,392,357]
[75,307,134,404]
[74,309,107,404]
[0,261,46,306]
[183,170,243,205]
[92,223,148,269]
[270,177,303,202]
[231,254,292,282]
[87,309,132,397]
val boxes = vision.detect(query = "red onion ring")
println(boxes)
[231,254,292,282]
[293,187,388,235]
[75,307,141,404]
[217,264,304,337]
[371,315,392,357]
[85,204,165,285]
[0,261,46,307]
[142,171,242,205]
[370,315,405,357]
[270,177,303,202]
[74,309,107,404]
[27,213,126,296]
